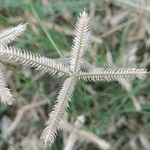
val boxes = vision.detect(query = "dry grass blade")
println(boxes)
[60,121,111,150]
[78,68,147,82]
[0,45,70,77]
[40,77,76,147]
[64,115,85,150]
[0,23,27,45]
[7,100,48,137]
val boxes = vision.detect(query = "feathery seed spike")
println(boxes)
[0,23,27,45]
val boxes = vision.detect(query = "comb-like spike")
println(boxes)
[78,68,147,82]
[0,45,70,77]
[70,11,91,73]
[0,23,27,45]
[0,68,14,105]
[40,77,76,147]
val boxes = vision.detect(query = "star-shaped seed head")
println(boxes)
[0,11,148,148]
[40,11,148,147]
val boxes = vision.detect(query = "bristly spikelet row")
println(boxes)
[40,77,77,146]
[0,10,148,148]
[70,11,91,73]
[0,23,27,45]
[0,67,14,105]
[78,68,147,82]
[0,45,70,77]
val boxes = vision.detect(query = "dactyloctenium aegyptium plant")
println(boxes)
[0,11,148,147]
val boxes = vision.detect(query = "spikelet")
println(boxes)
[0,23,27,45]
[0,68,14,105]
[70,11,91,73]
[78,68,147,82]
[0,45,70,77]
[40,77,76,146]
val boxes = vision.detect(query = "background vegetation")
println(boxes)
[0,0,150,149]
